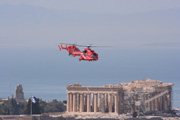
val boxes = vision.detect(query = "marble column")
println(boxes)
[148,95,151,112]
[87,93,91,112]
[70,93,73,112]
[161,96,163,111]
[157,96,160,111]
[105,93,108,112]
[94,93,98,113]
[80,93,84,112]
[112,94,115,112]
[84,94,87,112]
[162,95,165,110]
[98,93,101,112]
[151,93,155,111]
[108,94,113,113]
[101,93,105,113]
[73,93,77,112]
[168,90,172,110]
[164,94,168,111]
[92,94,94,112]
[155,97,158,111]
[145,94,148,112]
[67,93,70,112]
[77,94,80,112]
[159,96,162,111]
[115,93,119,114]
[119,92,124,113]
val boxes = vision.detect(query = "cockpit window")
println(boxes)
[93,53,97,56]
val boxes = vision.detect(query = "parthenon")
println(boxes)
[66,78,173,114]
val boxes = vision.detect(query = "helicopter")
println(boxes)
[58,43,98,61]
[58,43,83,57]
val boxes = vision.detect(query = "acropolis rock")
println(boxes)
[15,84,25,103]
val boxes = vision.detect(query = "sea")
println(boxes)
[0,48,180,107]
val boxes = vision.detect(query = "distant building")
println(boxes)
[66,79,173,114]
[15,84,25,103]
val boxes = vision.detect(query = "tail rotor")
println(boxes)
[58,45,61,51]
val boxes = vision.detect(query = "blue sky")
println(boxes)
[0,0,180,49]
[0,0,180,106]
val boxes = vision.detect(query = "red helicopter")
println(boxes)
[58,43,83,57]
[58,43,98,61]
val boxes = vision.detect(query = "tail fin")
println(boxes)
[58,45,61,51]
[61,45,67,49]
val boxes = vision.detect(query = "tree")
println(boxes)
[0,98,66,115]
[63,100,67,104]
[25,97,41,114]
[44,99,66,113]
[18,102,27,114]
[0,98,19,115]
[39,99,47,113]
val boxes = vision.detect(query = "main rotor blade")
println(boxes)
[59,43,77,46]
[76,45,114,48]
[59,43,114,48]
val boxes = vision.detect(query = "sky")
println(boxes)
[0,0,180,106]
[0,0,180,49]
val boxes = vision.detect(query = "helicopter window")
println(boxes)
[83,50,87,53]
[93,53,97,56]
[74,48,79,51]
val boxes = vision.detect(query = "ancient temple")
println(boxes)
[66,79,173,114]
[15,84,25,103]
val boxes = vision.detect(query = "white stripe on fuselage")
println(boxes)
[81,53,86,59]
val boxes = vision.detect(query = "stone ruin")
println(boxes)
[15,84,25,103]
[66,78,173,114]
